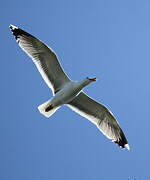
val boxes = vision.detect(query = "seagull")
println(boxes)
[9,25,130,150]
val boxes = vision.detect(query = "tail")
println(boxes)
[38,99,60,118]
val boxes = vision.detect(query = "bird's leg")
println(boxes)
[45,104,53,112]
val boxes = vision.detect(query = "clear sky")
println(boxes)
[1,0,149,179]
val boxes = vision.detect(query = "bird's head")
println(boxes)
[77,77,98,91]
[80,77,98,87]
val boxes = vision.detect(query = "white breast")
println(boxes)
[50,82,83,106]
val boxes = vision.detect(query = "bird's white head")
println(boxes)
[76,77,98,92]
[79,77,98,87]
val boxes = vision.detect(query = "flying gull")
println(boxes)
[9,25,130,150]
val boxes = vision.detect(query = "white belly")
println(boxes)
[50,82,82,107]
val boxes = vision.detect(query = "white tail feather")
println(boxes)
[38,99,60,118]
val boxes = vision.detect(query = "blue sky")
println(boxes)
[1,0,150,179]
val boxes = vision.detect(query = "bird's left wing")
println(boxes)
[67,92,130,150]
[9,25,70,95]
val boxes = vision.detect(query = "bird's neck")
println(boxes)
[77,79,91,89]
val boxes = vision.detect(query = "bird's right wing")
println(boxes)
[67,92,129,150]
[10,25,70,95]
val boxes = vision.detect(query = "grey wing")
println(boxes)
[10,25,70,95]
[67,92,130,150]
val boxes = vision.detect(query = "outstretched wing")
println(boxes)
[10,25,70,95]
[68,92,130,150]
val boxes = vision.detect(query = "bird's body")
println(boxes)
[41,79,92,112]
[50,79,91,106]
[10,25,130,150]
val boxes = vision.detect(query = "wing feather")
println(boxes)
[68,92,130,150]
[10,25,70,94]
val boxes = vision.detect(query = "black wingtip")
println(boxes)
[115,140,130,150]
[9,24,34,41]
[9,24,19,41]
[114,129,130,150]
[9,24,18,30]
